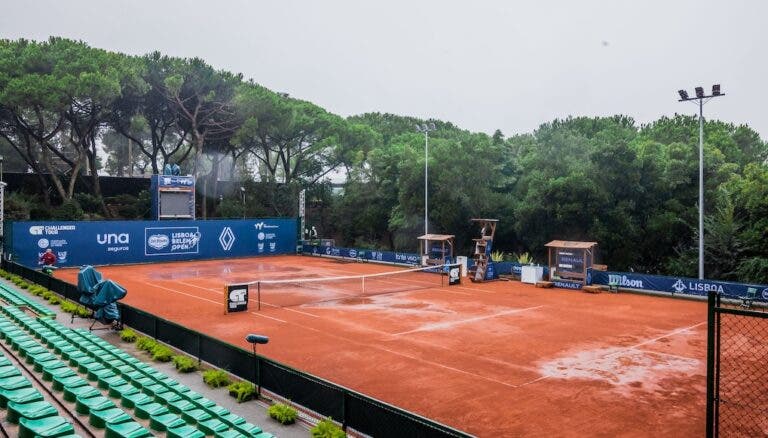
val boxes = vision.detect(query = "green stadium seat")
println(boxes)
[63,385,100,403]
[104,421,153,438]
[130,376,155,389]
[134,401,169,420]
[43,366,77,382]
[35,358,65,373]
[220,412,247,427]
[52,375,88,392]
[206,404,230,417]
[88,407,133,429]
[154,390,181,405]
[76,395,116,415]
[120,391,152,409]
[0,375,33,391]
[108,382,139,399]
[167,424,206,438]
[99,375,127,390]
[88,368,116,383]
[73,356,97,370]
[0,387,43,408]
[180,389,205,402]
[193,396,217,409]
[141,383,169,398]
[215,431,248,438]
[148,412,185,432]
[235,422,265,437]
[0,364,22,379]
[198,418,229,435]
[6,400,59,423]
[181,408,212,424]
[167,398,195,414]
[18,415,74,438]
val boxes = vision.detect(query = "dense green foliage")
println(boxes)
[202,369,231,388]
[267,402,297,424]
[311,418,346,437]
[1,37,766,282]
[227,381,256,403]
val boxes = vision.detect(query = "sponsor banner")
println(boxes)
[10,218,297,267]
[552,280,583,290]
[448,264,461,286]
[226,284,249,312]
[303,244,421,266]
[592,271,768,302]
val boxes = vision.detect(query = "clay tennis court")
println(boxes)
[57,255,707,437]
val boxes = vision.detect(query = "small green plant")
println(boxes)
[268,402,297,424]
[151,345,173,362]
[311,418,346,437]
[514,252,535,265]
[75,307,91,317]
[41,290,52,300]
[490,250,506,262]
[47,295,61,305]
[227,381,256,403]
[202,369,231,388]
[60,301,78,314]
[119,329,137,343]
[136,336,157,352]
[28,285,47,296]
[172,355,198,373]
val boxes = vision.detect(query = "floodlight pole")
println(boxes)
[415,123,436,236]
[678,85,724,280]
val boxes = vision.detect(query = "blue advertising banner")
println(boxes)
[592,270,768,302]
[302,244,421,266]
[11,218,297,268]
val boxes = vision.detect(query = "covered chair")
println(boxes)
[76,266,127,330]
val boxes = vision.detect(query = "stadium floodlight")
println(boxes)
[415,122,437,238]
[245,334,269,398]
[676,84,725,280]
[240,187,246,219]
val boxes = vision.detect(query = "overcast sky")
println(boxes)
[2,0,766,140]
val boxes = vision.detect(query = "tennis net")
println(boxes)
[234,264,449,309]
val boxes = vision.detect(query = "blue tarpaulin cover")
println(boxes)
[77,266,126,324]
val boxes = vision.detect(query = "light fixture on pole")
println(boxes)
[239,187,246,219]
[245,334,269,398]
[677,84,725,280]
[415,122,436,236]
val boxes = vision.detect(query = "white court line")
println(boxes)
[604,321,706,357]
[282,308,319,318]
[176,280,221,293]
[511,321,707,388]
[392,305,544,336]
[151,283,222,306]
[250,312,286,323]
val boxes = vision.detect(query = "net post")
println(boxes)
[223,285,228,315]
[257,282,261,311]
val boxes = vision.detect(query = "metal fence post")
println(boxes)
[705,291,716,437]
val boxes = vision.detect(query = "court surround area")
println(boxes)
[57,255,706,437]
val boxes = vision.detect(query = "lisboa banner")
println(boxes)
[591,270,768,302]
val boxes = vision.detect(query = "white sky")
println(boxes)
[2,0,766,140]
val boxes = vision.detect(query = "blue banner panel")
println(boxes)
[12,219,297,268]
[302,244,421,266]
[592,271,768,302]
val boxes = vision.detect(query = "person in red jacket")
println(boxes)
[39,248,56,266]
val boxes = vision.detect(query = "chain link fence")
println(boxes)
[708,293,768,437]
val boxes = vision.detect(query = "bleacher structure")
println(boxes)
[0,281,274,437]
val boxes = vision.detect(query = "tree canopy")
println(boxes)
[1,37,766,283]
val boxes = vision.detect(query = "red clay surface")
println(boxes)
[57,256,707,437]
